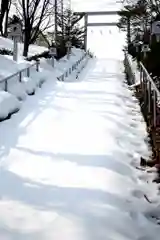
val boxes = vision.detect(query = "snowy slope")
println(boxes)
[0,47,87,120]
[0,37,47,57]
[0,27,159,239]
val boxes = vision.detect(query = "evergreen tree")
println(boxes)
[56,9,85,57]
[118,0,160,79]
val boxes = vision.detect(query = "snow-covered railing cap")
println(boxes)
[140,62,160,99]
[0,60,40,91]
[57,52,88,82]
[124,51,135,84]
[124,50,160,128]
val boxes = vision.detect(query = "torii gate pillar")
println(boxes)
[84,14,88,51]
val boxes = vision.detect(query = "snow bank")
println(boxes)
[0,37,47,57]
[68,57,89,82]
[0,55,39,97]
[7,82,27,101]
[39,49,88,83]
[0,55,22,76]
[22,77,37,95]
[29,69,47,87]
[0,56,157,240]
[0,91,20,120]
[40,58,63,77]
[56,47,85,74]
[0,45,89,121]
[57,58,69,74]
[40,58,57,71]
[57,49,88,81]
[128,54,140,85]
[0,55,32,82]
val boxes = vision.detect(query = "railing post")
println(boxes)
[127,16,131,46]
[140,65,142,88]
[153,90,157,128]
[36,59,40,72]
[142,70,145,94]
[19,72,22,82]
[4,80,8,91]
[144,73,147,105]
[27,68,30,77]
[84,14,88,51]
[148,81,151,114]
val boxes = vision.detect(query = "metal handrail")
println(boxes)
[0,51,88,91]
[140,62,160,100]
[124,51,160,128]
[57,52,88,82]
[0,60,40,91]
[0,61,38,84]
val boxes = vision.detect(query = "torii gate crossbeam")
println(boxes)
[87,23,118,27]
[74,11,119,16]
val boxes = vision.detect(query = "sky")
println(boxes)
[71,0,123,11]
[10,0,124,17]
[10,0,124,26]
[10,0,126,57]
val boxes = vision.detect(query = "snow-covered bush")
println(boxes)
[22,77,37,95]
[30,71,46,87]
[0,91,20,121]
[26,51,50,62]
[0,48,13,56]
[8,82,27,101]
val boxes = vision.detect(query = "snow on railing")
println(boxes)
[57,52,88,81]
[124,50,160,128]
[0,60,40,91]
[124,51,135,85]
[0,51,88,91]
[139,62,160,128]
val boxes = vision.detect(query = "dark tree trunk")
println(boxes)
[22,0,50,55]
[127,16,131,45]
[4,7,10,37]
[23,37,29,57]
[23,20,31,57]
[0,0,10,36]
[23,31,30,57]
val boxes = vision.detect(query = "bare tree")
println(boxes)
[0,0,11,36]
[14,0,53,56]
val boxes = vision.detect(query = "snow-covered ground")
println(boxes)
[0,37,47,57]
[0,47,87,120]
[0,27,160,240]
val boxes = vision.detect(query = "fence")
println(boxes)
[0,51,88,91]
[124,51,160,128]
[0,60,40,91]
[57,52,88,81]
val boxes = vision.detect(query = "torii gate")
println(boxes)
[74,11,131,50]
